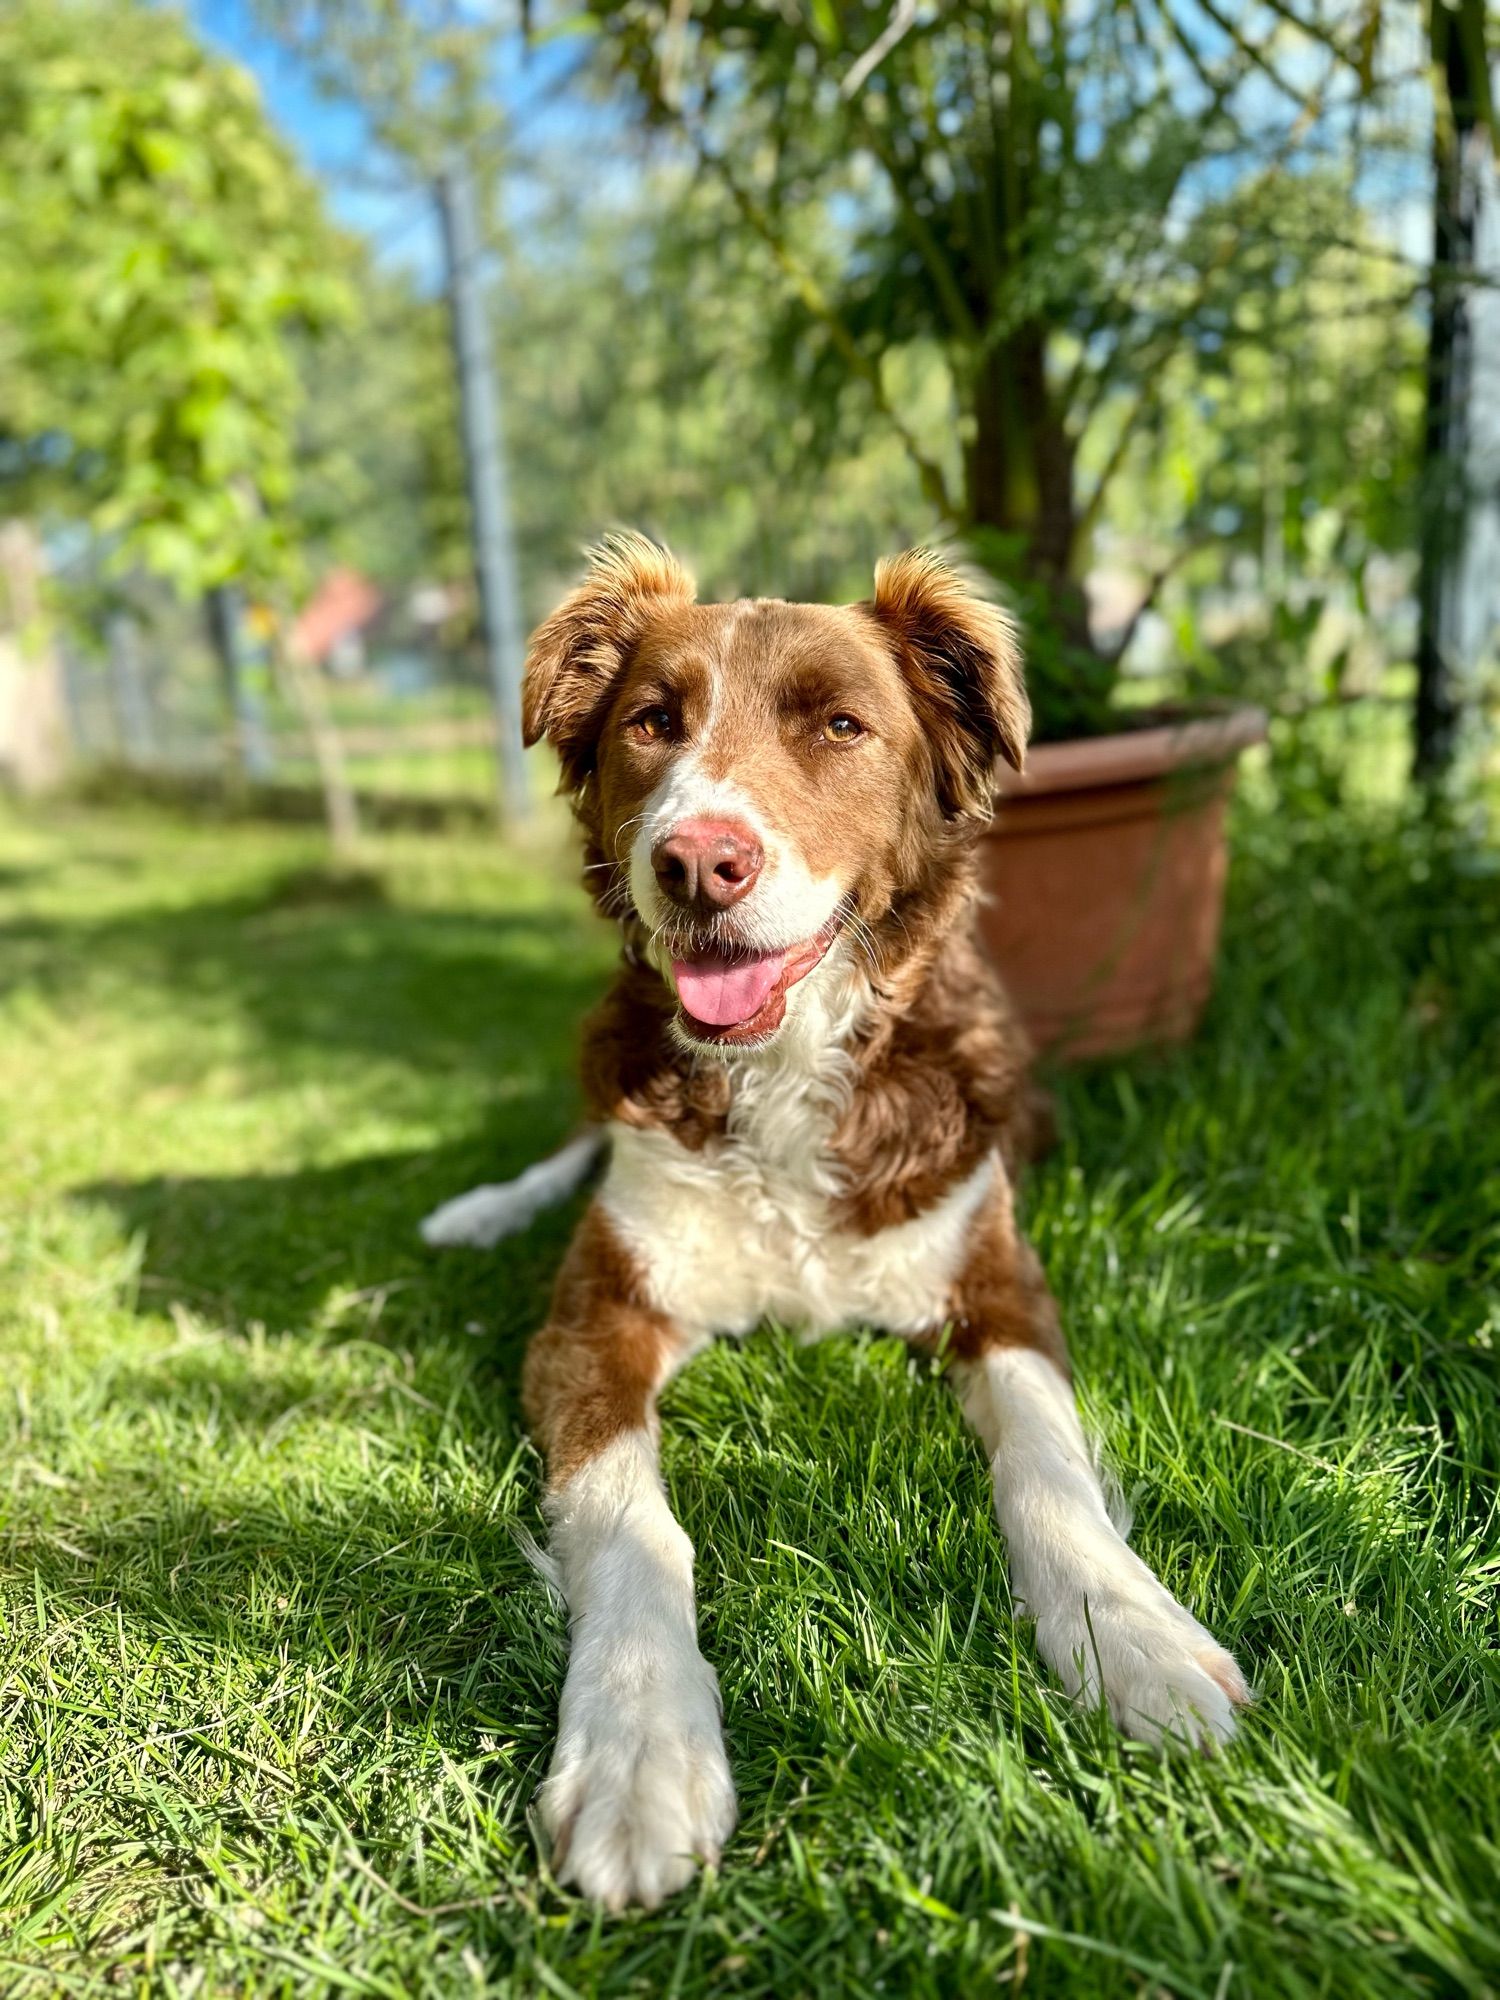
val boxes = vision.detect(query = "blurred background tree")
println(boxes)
[0,0,364,799]
[294,277,469,592]
[0,0,1492,801]
[582,0,1443,739]
[0,0,352,595]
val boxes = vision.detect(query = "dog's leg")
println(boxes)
[949,1177,1249,1748]
[420,1129,603,1249]
[523,1202,733,1910]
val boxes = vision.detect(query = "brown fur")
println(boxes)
[522,1202,687,1489]
[831,921,1040,1233]
[932,1178,1071,1376]
[867,548,1030,809]
[523,533,696,792]
[579,955,730,1152]
[524,537,1062,1485]
[528,536,1026,972]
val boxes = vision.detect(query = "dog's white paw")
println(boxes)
[1036,1581,1249,1749]
[541,1641,736,1910]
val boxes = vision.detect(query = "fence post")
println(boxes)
[436,161,530,828]
[206,584,274,784]
[106,613,157,767]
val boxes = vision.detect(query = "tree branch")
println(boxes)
[841,0,920,100]
[1187,0,1319,116]
[703,139,958,518]
[1104,538,1208,661]
[849,119,984,345]
[634,40,961,520]
[1075,389,1158,546]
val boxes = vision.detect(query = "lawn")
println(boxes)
[0,756,1496,1998]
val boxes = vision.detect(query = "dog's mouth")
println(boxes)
[671,914,844,1045]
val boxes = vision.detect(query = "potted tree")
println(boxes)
[982,674,1267,1058]
[970,527,1265,1059]
[583,0,1412,1053]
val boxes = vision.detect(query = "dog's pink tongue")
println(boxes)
[673,949,786,1027]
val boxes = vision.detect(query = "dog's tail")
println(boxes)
[419,1128,606,1250]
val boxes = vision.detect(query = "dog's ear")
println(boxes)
[524,532,696,789]
[866,549,1029,817]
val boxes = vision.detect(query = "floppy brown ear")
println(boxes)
[867,549,1029,818]
[524,532,696,789]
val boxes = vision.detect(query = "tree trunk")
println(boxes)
[964,331,1091,649]
[0,520,70,794]
[280,637,361,857]
[1414,1,1499,783]
[437,162,530,829]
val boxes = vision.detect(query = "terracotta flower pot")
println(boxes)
[979,705,1268,1060]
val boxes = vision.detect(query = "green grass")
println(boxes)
[273,745,499,803]
[0,761,1496,1998]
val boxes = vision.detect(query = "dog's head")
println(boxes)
[525,533,1028,1050]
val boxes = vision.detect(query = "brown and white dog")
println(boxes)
[422,534,1250,1911]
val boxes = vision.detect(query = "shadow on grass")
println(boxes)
[22,859,617,1775]
[51,851,611,1336]
[45,1169,593,1800]
[1,858,609,1093]
[0,861,58,891]
[77,1135,584,1341]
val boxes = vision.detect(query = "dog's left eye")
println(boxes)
[823,714,863,743]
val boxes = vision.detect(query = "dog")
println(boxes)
[422,534,1250,1911]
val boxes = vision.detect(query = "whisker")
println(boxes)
[845,911,881,973]
[610,810,650,862]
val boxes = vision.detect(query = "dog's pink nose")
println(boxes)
[652,819,763,913]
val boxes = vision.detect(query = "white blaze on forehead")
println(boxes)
[696,614,732,749]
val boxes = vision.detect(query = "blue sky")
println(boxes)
[186,4,1432,293]
[192,0,441,271]
[188,0,601,285]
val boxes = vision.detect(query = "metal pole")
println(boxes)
[436,161,530,827]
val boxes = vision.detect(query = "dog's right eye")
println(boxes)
[630,706,674,742]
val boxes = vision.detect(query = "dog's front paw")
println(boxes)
[1037,1581,1250,1750]
[540,1641,736,1910]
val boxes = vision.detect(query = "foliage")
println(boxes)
[581,1,1431,738]
[491,166,934,613]
[293,276,472,592]
[249,0,511,168]
[1,767,1498,1992]
[0,0,352,593]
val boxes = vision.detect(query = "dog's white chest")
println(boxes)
[599,1010,994,1340]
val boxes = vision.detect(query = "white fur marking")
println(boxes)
[419,1131,602,1249]
[699,638,725,748]
[602,965,997,1339]
[962,1348,1248,1748]
[626,758,844,968]
[540,1432,736,1910]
